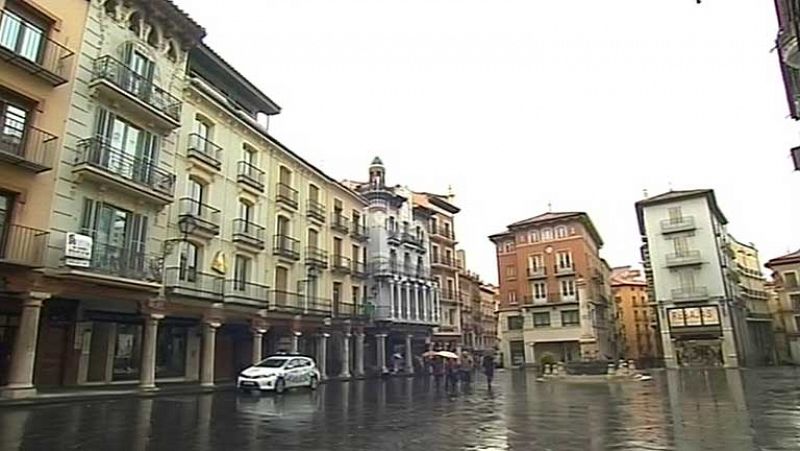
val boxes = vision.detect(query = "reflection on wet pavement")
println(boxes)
[1,368,799,450]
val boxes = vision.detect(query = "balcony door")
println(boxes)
[233,255,249,291]
[179,241,199,282]
[81,200,147,274]
[123,45,154,99]
[0,191,13,259]
[187,177,205,216]
[97,111,156,182]
[0,97,29,156]
[0,8,45,63]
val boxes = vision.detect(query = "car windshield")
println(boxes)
[255,357,289,368]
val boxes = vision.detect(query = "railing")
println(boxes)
[0,224,48,266]
[660,216,696,234]
[84,241,161,281]
[440,289,457,301]
[554,264,575,275]
[429,226,455,241]
[665,250,703,267]
[331,212,349,232]
[273,234,300,259]
[178,197,220,232]
[270,290,331,314]
[432,255,460,269]
[332,254,351,273]
[186,133,222,168]
[671,286,709,301]
[523,292,579,305]
[0,113,57,171]
[386,227,401,242]
[224,279,269,306]
[351,222,368,240]
[526,267,546,278]
[164,267,223,300]
[92,56,181,121]
[232,219,265,247]
[306,199,325,222]
[333,301,371,319]
[305,246,328,267]
[275,182,298,208]
[351,260,366,277]
[237,161,264,191]
[0,10,74,85]
[402,231,424,247]
[75,137,175,198]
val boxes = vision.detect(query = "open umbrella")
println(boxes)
[422,350,438,358]
[436,351,459,359]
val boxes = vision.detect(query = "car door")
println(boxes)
[284,358,304,387]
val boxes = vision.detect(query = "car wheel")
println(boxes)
[309,375,319,390]
[275,378,286,394]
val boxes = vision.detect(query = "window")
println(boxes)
[429,217,438,234]
[279,165,292,186]
[560,279,576,298]
[508,316,523,330]
[533,312,551,327]
[80,199,148,269]
[541,228,553,241]
[556,251,572,269]
[95,110,159,180]
[0,93,32,150]
[785,272,799,289]
[507,290,517,304]
[432,244,439,262]
[308,184,320,203]
[555,226,567,239]
[243,144,257,165]
[634,310,640,321]
[179,241,200,282]
[445,249,453,265]
[0,6,46,63]
[505,265,517,280]
[795,316,800,332]
[668,206,683,223]
[234,255,250,290]
[791,294,800,312]
[561,310,579,326]
[307,228,319,248]
[532,282,547,299]
[276,215,290,238]
[195,116,212,141]
[528,254,543,271]
[186,177,206,215]
[504,241,514,252]
[530,230,539,242]
[678,269,696,290]
[673,236,689,255]
[518,233,528,244]
[239,199,253,224]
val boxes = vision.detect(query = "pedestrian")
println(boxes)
[445,358,459,393]
[482,353,495,390]
[460,351,473,386]
[432,356,445,389]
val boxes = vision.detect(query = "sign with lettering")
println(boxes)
[65,233,92,267]
[668,309,686,327]
[701,306,720,325]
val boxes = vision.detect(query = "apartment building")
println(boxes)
[765,250,800,364]
[490,212,615,367]
[773,0,800,170]
[413,191,461,351]
[0,0,88,397]
[344,158,439,374]
[636,189,747,368]
[610,266,660,367]
[478,283,499,354]
[729,237,775,365]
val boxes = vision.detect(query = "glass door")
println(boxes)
[127,50,153,100]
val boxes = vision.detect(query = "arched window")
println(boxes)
[128,12,142,38]
[555,226,567,239]
[166,40,178,62]
[530,230,539,242]
[541,228,553,241]
[179,241,200,282]
[146,26,160,49]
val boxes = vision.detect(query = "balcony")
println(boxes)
[432,255,461,270]
[74,138,175,205]
[660,216,696,234]
[90,56,181,129]
[305,246,328,268]
[224,279,269,308]
[237,161,264,192]
[526,267,547,279]
[0,10,74,86]
[665,250,703,268]
[82,241,161,283]
[523,292,579,305]
[370,258,398,277]
[386,228,401,244]
[351,260,367,278]
[178,198,220,237]
[306,199,326,223]
[671,286,709,302]
[429,226,456,242]
[331,212,349,233]
[186,133,222,170]
[0,224,48,267]
[331,254,351,274]
[164,267,223,302]
[402,231,424,248]
[440,289,457,302]
[554,264,575,276]
[0,117,57,172]
[232,219,265,250]
[274,235,300,261]
[275,183,298,209]
[333,301,371,320]
[270,290,331,315]
[351,223,368,241]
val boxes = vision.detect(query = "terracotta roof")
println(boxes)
[490,211,603,247]
[508,211,584,228]
[765,249,800,268]
[413,192,460,214]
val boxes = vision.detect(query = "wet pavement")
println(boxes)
[1,368,799,450]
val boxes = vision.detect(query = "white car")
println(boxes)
[238,355,321,394]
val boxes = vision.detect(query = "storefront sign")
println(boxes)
[684,307,702,326]
[65,233,93,267]
[668,306,721,329]
[669,309,686,327]
[701,306,720,325]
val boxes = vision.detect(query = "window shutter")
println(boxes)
[94,109,110,141]
[80,198,96,237]
[121,41,134,66]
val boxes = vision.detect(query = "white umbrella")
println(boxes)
[436,351,459,359]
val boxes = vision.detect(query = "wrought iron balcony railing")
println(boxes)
[92,56,181,122]
[273,234,300,260]
[237,161,264,191]
[0,224,48,267]
[306,199,325,222]
[232,219,265,249]
[275,182,298,209]
[186,133,222,169]
[305,245,328,268]
[0,114,57,172]
[178,197,220,235]
[0,10,74,86]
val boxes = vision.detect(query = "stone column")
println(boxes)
[404,334,414,374]
[340,332,352,379]
[411,287,418,320]
[389,281,396,318]
[3,292,48,398]
[318,333,329,379]
[291,331,301,354]
[353,331,365,377]
[376,333,388,374]
[252,328,267,364]
[139,313,163,391]
[201,321,220,388]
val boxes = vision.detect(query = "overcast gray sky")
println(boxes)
[176,0,800,284]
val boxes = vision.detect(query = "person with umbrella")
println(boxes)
[482,353,496,390]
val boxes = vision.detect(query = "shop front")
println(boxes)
[668,305,724,368]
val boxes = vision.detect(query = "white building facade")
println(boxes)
[636,190,744,368]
